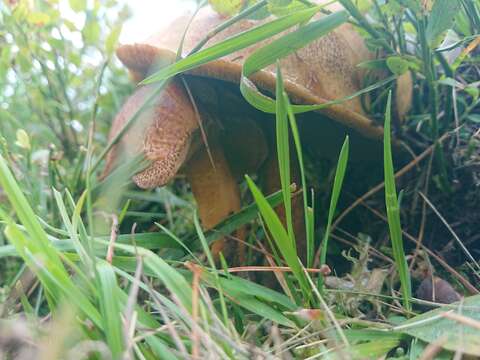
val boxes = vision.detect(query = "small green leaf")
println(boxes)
[97,262,124,358]
[106,25,122,56]
[386,56,410,75]
[209,0,244,16]
[26,11,51,26]
[268,0,310,17]
[15,129,31,150]
[426,0,461,45]
[69,0,87,12]
[83,21,101,45]
[465,86,479,100]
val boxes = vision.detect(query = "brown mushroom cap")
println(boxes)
[117,5,387,140]
[104,3,413,261]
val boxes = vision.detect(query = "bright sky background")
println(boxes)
[119,0,197,43]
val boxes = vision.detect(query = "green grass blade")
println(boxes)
[383,92,411,312]
[240,11,349,113]
[242,71,395,114]
[284,90,314,268]
[96,262,124,358]
[141,251,193,312]
[275,64,294,244]
[244,11,347,75]
[245,175,310,303]
[52,189,91,268]
[193,212,229,326]
[320,136,349,267]
[214,274,297,311]
[185,187,285,248]
[0,154,63,269]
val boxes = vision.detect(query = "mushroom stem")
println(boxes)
[185,141,245,263]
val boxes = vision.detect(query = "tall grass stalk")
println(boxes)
[383,93,412,312]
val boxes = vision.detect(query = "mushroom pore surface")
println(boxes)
[103,79,198,189]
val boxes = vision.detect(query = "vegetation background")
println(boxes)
[0,0,480,359]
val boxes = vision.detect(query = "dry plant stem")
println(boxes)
[181,77,214,169]
[331,131,452,233]
[265,253,295,301]
[362,202,479,295]
[106,215,118,264]
[304,270,350,349]
[441,311,480,330]
[226,265,331,274]
[185,142,245,261]
[3,270,38,316]
[142,276,188,356]
[419,191,480,271]
[409,152,434,272]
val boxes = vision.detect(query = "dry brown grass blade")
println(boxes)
[409,152,434,272]
[418,191,480,272]
[226,265,331,274]
[441,311,480,330]
[106,215,118,264]
[418,336,449,360]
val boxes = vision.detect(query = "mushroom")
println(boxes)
[102,3,412,261]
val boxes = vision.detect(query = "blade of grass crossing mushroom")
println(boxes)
[284,88,315,268]
[240,11,349,113]
[244,11,348,75]
[239,10,396,113]
[187,0,269,55]
[140,6,323,84]
[241,29,396,116]
[383,92,412,312]
[184,187,286,249]
[275,64,294,245]
[245,175,311,303]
